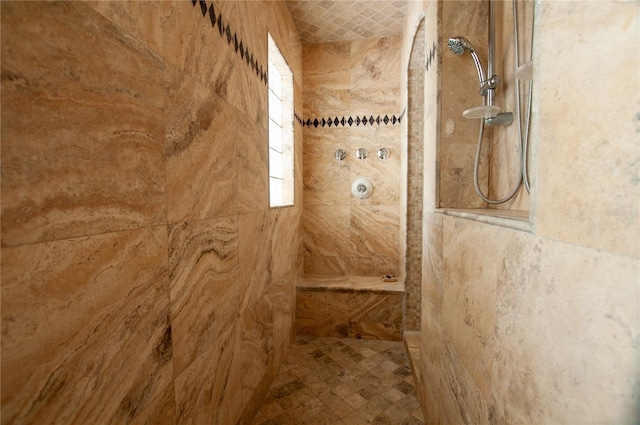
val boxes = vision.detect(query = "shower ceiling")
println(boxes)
[285,0,408,44]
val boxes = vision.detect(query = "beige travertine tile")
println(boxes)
[303,41,352,90]
[161,1,251,117]
[350,206,400,259]
[439,140,489,208]
[130,385,176,425]
[174,323,242,425]
[534,0,639,258]
[1,227,171,425]
[351,37,402,90]
[237,120,269,214]
[255,336,423,424]
[164,65,238,224]
[304,206,352,257]
[491,235,639,424]
[86,1,165,57]
[167,216,239,376]
[295,291,403,340]
[238,211,274,312]
[1,1,166,247]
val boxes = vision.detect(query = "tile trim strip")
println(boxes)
[302,108,406,128]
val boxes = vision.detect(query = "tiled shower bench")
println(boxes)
[294,275,404,341]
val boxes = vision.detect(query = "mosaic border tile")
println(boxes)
[303,109,406,129]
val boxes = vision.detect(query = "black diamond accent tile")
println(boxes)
[321,118,327,127]
[334,117,339,126]
[239,41,244,59]
[340,117,346,126]
[392,115,397,124]
[384,115,389,125]
[208,4,216,26]
[234,34,238,52]
[217,14,223,35]
[245,50,250,65]
[327,117,333,127]
[192,0,197,6]
[348,116,354,126]
[376,115,381,125]
[356,116,361,126]
[199,0,207,16]
[313,118,319,128]
[225,25,232,44]
[369,116,374,125]
[306,119,312,127]
[362,115,368,126]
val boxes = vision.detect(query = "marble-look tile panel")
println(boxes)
[535,0,639,258]
[238,211,274,313]
[130,384,176,425]
[442,0,488,41]
[442,217,498,400]
[241,290,275,411]
[491,234,639,424]
[167,216,239,377]
[174,322,242,425]
[161,1,250,117]
[1,1,166,247]
[422,212,443,320]
[350,206,399,259]
[303,254,350,276]
[302,129,351,206]
[295,291,403,341]
[237,119,268,214]
[303,87,351,119]
[349,87,401,117]
[271,273,298,368]
[420,309,444,425]
[350,37,402,90]
[439,141,489,208]
[164,65,237,224]
[439,338,490,425]
[349,255,400,277]
[86,1,164,56]
[302,41,351,90]
[1,227,172,425]
[304,206,352,257]
[272,207,303,282]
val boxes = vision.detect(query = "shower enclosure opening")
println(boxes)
[438,0,534,217]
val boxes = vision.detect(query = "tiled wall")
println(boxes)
[402,0,639,423]
[404,20,427,332]
[302,38,402,277]
[438,0,490,209]
[1,1,303,424]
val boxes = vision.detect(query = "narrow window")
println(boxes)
[268,34,294,208]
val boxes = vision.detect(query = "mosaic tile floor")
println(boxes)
[253,336,425,425]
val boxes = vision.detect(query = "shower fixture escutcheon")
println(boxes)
[335,149,347,162]
[377,148,390,163]
[356,148,368,162]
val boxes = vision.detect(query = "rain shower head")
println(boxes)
[448,36,476,55]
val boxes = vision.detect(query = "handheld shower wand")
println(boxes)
[447,37,487,92]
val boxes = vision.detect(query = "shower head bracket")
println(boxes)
[484,112,513,127]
